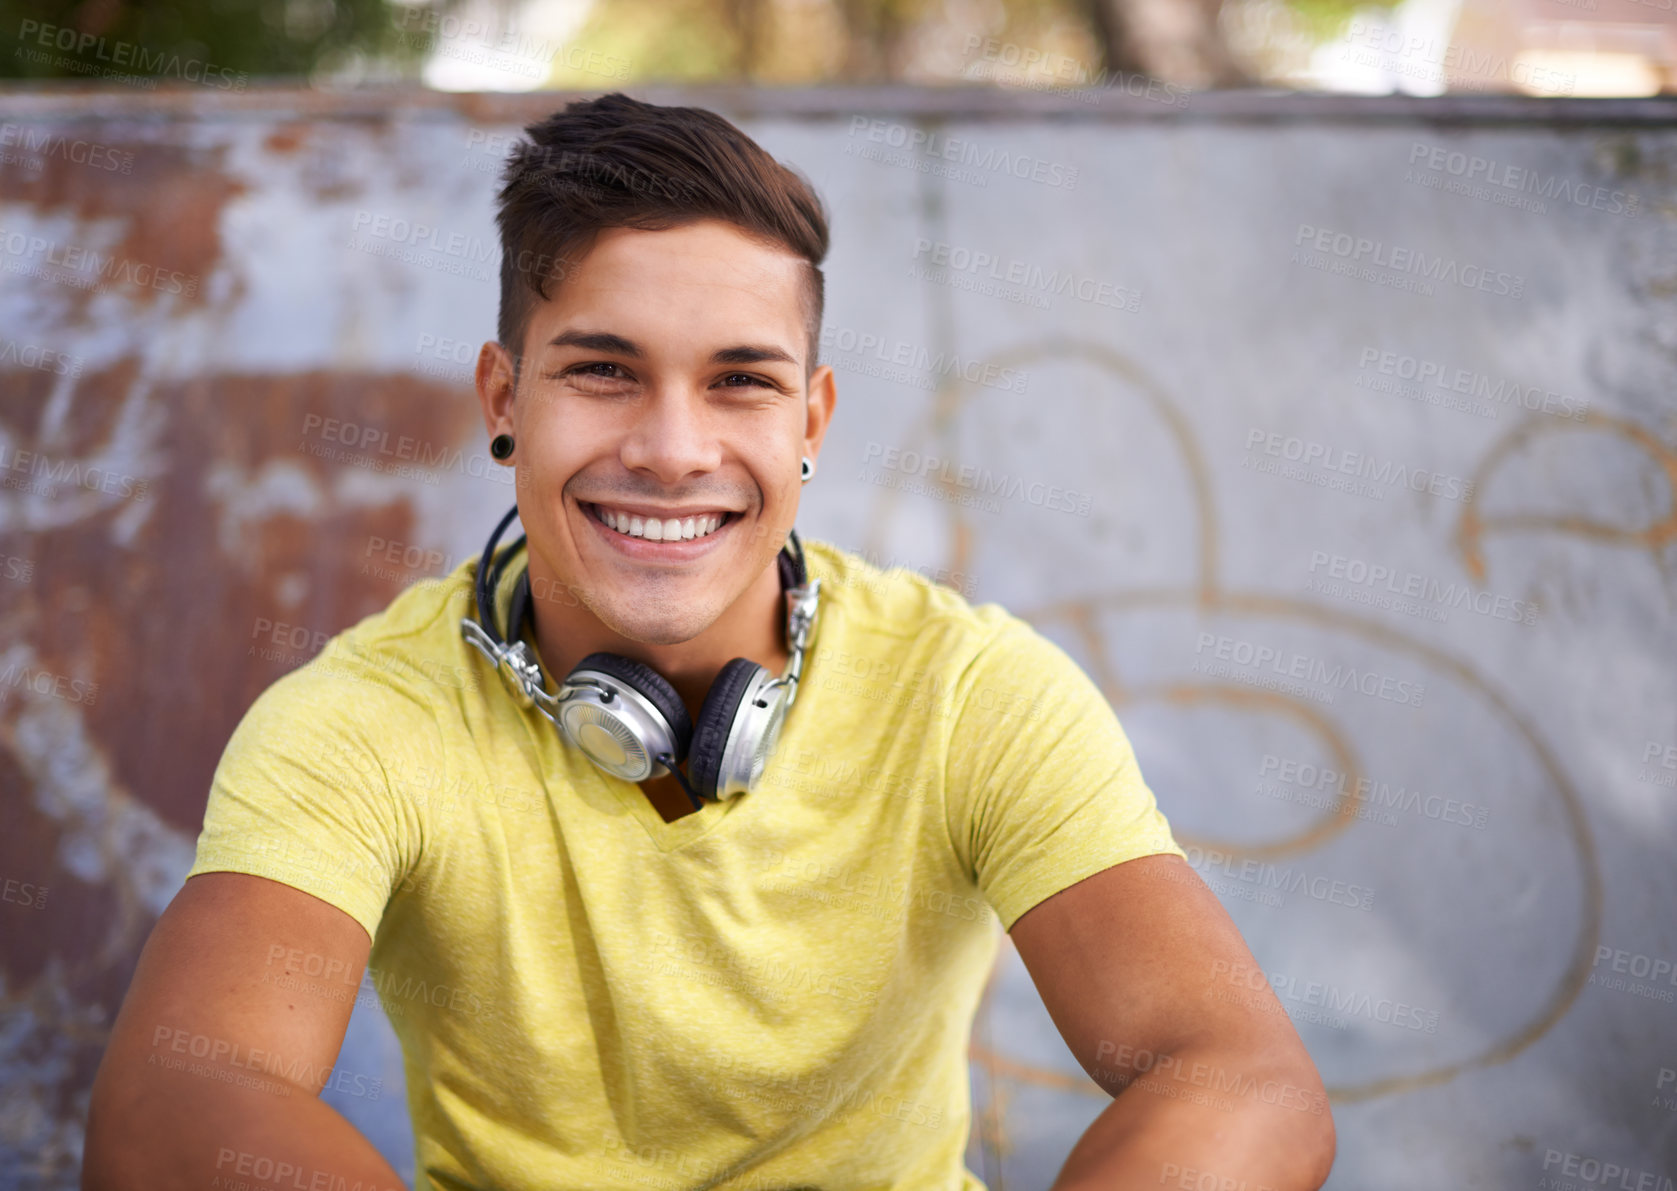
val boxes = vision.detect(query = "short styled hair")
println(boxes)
[494,92,830,379]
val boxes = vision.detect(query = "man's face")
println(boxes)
[498,218,832,647]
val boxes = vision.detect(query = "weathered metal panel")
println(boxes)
[1,87,1674,1190]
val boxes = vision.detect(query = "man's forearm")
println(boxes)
[84,1059,406,1191]
[1047,1045,1335,1191]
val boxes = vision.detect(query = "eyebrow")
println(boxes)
[547,329,799,368]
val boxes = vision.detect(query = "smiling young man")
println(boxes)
[83,94,1334,1191]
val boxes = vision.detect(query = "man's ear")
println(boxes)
[476,340,519,437]
[802,363,837,466]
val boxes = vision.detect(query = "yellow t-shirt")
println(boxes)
[189,538,1184,1191]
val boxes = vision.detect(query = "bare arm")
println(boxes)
[1009,854,1336,1191]
[83,872,407,1191]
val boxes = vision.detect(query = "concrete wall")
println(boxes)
[2,86,1674,1189]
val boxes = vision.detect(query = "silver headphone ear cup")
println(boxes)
[708,667,791,801]
[720,672,791,800]
[560,653,693,783]
[688,658,768,801]
[556,701,647,785]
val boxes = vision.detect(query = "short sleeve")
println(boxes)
[943,617,1185,932]
[186,652,428,943]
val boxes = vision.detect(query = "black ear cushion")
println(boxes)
[687,657,764,800]
[570,652,693,762]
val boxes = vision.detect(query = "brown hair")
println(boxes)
[494,92,830,379]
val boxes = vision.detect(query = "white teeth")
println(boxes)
[594,505,727,542]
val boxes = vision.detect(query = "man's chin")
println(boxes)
[583,582,728,644]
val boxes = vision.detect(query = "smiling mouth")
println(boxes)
[583,502,740,543]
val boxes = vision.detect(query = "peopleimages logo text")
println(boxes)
[1407,143,1639,217]
[16,19,247,89]
[862,442,1092,516]
[910,238,1141,312]
[848,118,1079,189]
[821,326,1028,395]
[1293,223,1525,299]
[1357,347,1589,421]
[1307,550,1537,626]
[1244,428,1475,502]
[1194,632,1425,707]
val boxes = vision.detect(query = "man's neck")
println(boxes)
[521,552,792,728]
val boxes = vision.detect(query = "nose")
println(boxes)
[617,383,723,485]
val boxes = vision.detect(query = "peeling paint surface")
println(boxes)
[1,90,1674,1190]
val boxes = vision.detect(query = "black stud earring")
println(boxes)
[800,455,814,483]
[490,433,515,461]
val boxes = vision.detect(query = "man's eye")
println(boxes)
[720,373,772,388]
[550,362,632,384]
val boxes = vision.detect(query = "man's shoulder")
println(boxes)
[801,538,1104,711]
[249,561,480,728]
[801,537,1015,644]
[797,538,1073,701]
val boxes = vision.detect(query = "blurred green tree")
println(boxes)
[0,0,426,82]
[0,0,1398,89]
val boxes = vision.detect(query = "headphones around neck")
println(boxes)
[460,504,822,811]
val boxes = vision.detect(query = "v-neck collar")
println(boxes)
[486,545,828,854]
[602,765,747,852]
